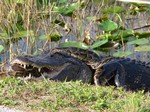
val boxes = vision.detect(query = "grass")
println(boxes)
[0,77,150,112]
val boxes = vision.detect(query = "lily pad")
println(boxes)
[135,46,150,52]
[99,20,118,32]
[113,51,133,57]
[134,31,150,38]
[101,6,126,14]
[127,38,149,45]
[59,41,89,49]
[90,39,108,49]
[53,2,85,16]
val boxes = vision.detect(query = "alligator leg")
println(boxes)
[97,61,126,87]
[94,57,118,86]
[94,66,103,86]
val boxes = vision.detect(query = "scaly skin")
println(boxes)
[50,47,104,85]
[50,47,150,91]
[50,47,101,68]
[4,51,93,83]
[1,47,150,91]
[95,57,150,91]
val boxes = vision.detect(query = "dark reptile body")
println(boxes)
[8,51,93,83]
[50,47,101,68]
[4,47,150,91]
[50,47,104,85]
[98,57,150,91]
[50,47,150,91]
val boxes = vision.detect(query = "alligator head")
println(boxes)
[3,52,93,83]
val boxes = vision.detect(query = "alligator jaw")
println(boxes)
[8,57,70,78]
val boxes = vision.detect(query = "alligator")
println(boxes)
[2,52,93,83]
[1,47,150,92]
[50,47,150,91]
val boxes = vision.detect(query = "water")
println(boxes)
[0,2,150,62]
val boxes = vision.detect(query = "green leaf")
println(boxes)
[33,49,39,55]
[39,32,62,42]
[59,41,89,49]
[86,16,96,21]
[0,33,10,40]
[135,46,150,52]
[90,39,108,49]
[98,42,119,49]
[121,29,134,37]
[58,0,67,4]
[4,0,24,4]
[14,30,34,38]
[0,45,4,53]
[134,31,150,38]
[39,34,47,40]
[146,4,150,14]
[16,0,24,4]
[99,20,118,31]
[50,32,62,42]
[113,51,133,57]
[101,6,126,14]
[127,38,149,45]
[111,29,134,41]
[97,29,134,41]
[53,2,84,16]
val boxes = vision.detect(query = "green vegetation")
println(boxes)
[0,77,150,111]
[0,0,150,59]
